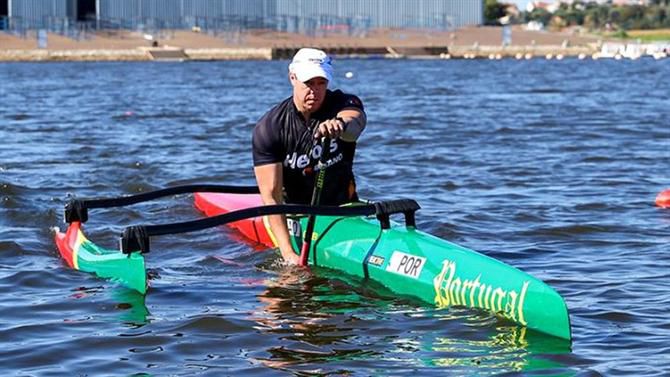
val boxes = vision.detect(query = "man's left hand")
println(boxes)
[314,117,345,139]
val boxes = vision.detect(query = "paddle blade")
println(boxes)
[298,242,310,266]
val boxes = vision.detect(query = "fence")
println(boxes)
[1,16,96,40]
[1,13,469,43]
[1,14,378,40]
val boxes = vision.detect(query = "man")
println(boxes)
[252,48,367,264]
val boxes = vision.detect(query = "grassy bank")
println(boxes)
[612,28,670,42]
[626,29,670,42]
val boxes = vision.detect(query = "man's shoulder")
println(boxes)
[327,89,364,110]
[256,96,293,129]
[327,89,355,99]
[266,96,294,118]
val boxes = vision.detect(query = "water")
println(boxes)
[1,58,669,376]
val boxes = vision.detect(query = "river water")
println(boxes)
[1,58,669,376]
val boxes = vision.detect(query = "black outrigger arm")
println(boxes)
[64,184,260,223]
[120,199,421,254]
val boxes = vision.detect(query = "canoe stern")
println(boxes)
[54,223,147,294]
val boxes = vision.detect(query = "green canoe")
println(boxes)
[195,192,572,341]
[54,187,571,341]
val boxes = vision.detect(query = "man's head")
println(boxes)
[289,48,333,114]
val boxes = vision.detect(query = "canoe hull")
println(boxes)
[54,222,147,294]
[194,192,571,341]
[53,192,570,340]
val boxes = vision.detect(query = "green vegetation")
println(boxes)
[485,0,508,25]
[483,0,670,41]
[626,28,670,41]
[524,1,670,32]
[486,0,670,33]
[609,29,630,39]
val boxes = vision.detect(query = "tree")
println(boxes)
[484,0,507,25]
[521,1,670,30]
[526,8,552,26]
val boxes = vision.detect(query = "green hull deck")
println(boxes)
[194,192,571,341]
[290,214,571,341]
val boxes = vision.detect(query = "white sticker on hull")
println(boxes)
[386,251,426,279]
[287,218,302,237]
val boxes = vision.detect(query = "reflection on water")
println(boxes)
[70,286,150,325]
[250,262,570,374]
[428,327,570,372]
[111,288,150,325]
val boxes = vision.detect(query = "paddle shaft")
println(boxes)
[299,138,331,266]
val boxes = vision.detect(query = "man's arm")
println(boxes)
[254,162,299,264]
[313,108,367,142]
[338,108,366,142]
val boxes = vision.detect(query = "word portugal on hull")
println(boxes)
[53,184,572,342]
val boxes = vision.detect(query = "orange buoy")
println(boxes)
[656,189,670,208]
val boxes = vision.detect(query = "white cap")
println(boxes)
[288,48,333,82]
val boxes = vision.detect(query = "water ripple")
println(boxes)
[0,59,668,375]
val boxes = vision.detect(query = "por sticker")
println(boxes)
[287,218,302,237]
[386,251,426,279]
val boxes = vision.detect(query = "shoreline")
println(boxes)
[0,47,275,62]
[0,45,600,62]
[0,26,608,62]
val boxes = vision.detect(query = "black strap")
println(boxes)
[64,199,89,223]
[121,226,150,256]
[374,199,420,229]
[120,199,420,254]
[64,184,259,223]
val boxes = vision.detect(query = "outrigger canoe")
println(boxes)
[54,185,571,341]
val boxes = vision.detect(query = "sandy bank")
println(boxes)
[0,26,601,61]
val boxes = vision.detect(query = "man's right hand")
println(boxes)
[254,162,302,265]
[279,244,300,265]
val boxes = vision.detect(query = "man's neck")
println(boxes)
[293,98,312,124]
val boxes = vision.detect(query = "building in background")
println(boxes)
[1,0,483,34]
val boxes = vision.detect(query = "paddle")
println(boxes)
[299,137,331,266]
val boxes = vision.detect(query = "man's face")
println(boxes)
[291,74,328,114]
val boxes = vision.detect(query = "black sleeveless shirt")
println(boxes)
[252,89,364,205]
